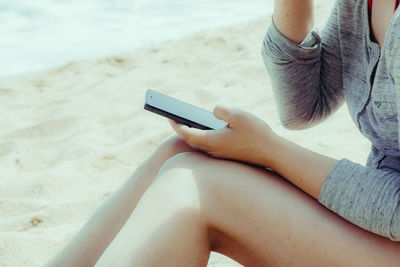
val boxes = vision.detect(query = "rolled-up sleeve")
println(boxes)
[319,159,400,241]
[261,2,344,129]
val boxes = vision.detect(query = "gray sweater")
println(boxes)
[262,0,400,241]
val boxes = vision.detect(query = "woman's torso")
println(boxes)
[338,0,400,170]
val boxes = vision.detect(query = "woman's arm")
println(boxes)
[170,105,336,200]
[263,135,400,242]
[273,0,314,44]
[262,1,344,129]
[267,133,337,199]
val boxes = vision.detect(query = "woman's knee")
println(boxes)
[151,135,196,164]
[155,151,211,181]
[147,153,209,213]
[151,151,216,199]
[154,152,239,216]
[139,135,196,174]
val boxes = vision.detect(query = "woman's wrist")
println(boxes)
[258,131,285,169]
[260,132,337,199]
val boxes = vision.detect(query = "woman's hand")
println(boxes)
[170,104,338,199]
[169,105,278,167]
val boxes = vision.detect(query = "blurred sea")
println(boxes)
[1,0,277,79]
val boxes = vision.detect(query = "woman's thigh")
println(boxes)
[159,152,400,267]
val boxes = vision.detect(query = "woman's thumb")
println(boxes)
[213,104,234,125]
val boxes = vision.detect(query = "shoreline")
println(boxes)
[0,0,331,83]
[0,12,273,81]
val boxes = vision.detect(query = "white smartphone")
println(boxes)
[144,89,227,130]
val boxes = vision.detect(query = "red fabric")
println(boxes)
[369,0,399,12]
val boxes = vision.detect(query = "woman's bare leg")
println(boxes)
[95,154,213,267]
[96,152,400,267]
[45,135,196,267]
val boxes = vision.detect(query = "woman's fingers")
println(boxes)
[213,104,234,126]
[168,120,213,150]
[213,105,248,128]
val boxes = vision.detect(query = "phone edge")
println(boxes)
[144,103,213,130]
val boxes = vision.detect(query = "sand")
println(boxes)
[0,0,371,266]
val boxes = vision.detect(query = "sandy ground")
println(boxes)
[0,0,371,266]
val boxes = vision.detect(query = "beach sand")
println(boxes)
[0,0,371,266]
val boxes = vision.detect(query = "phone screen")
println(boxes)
[144,89,227,130]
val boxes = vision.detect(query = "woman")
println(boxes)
[46,0,400,266]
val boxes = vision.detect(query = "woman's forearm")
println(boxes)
[170,105,335,200]
[273,0,314,44]
[266,134,338,199]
